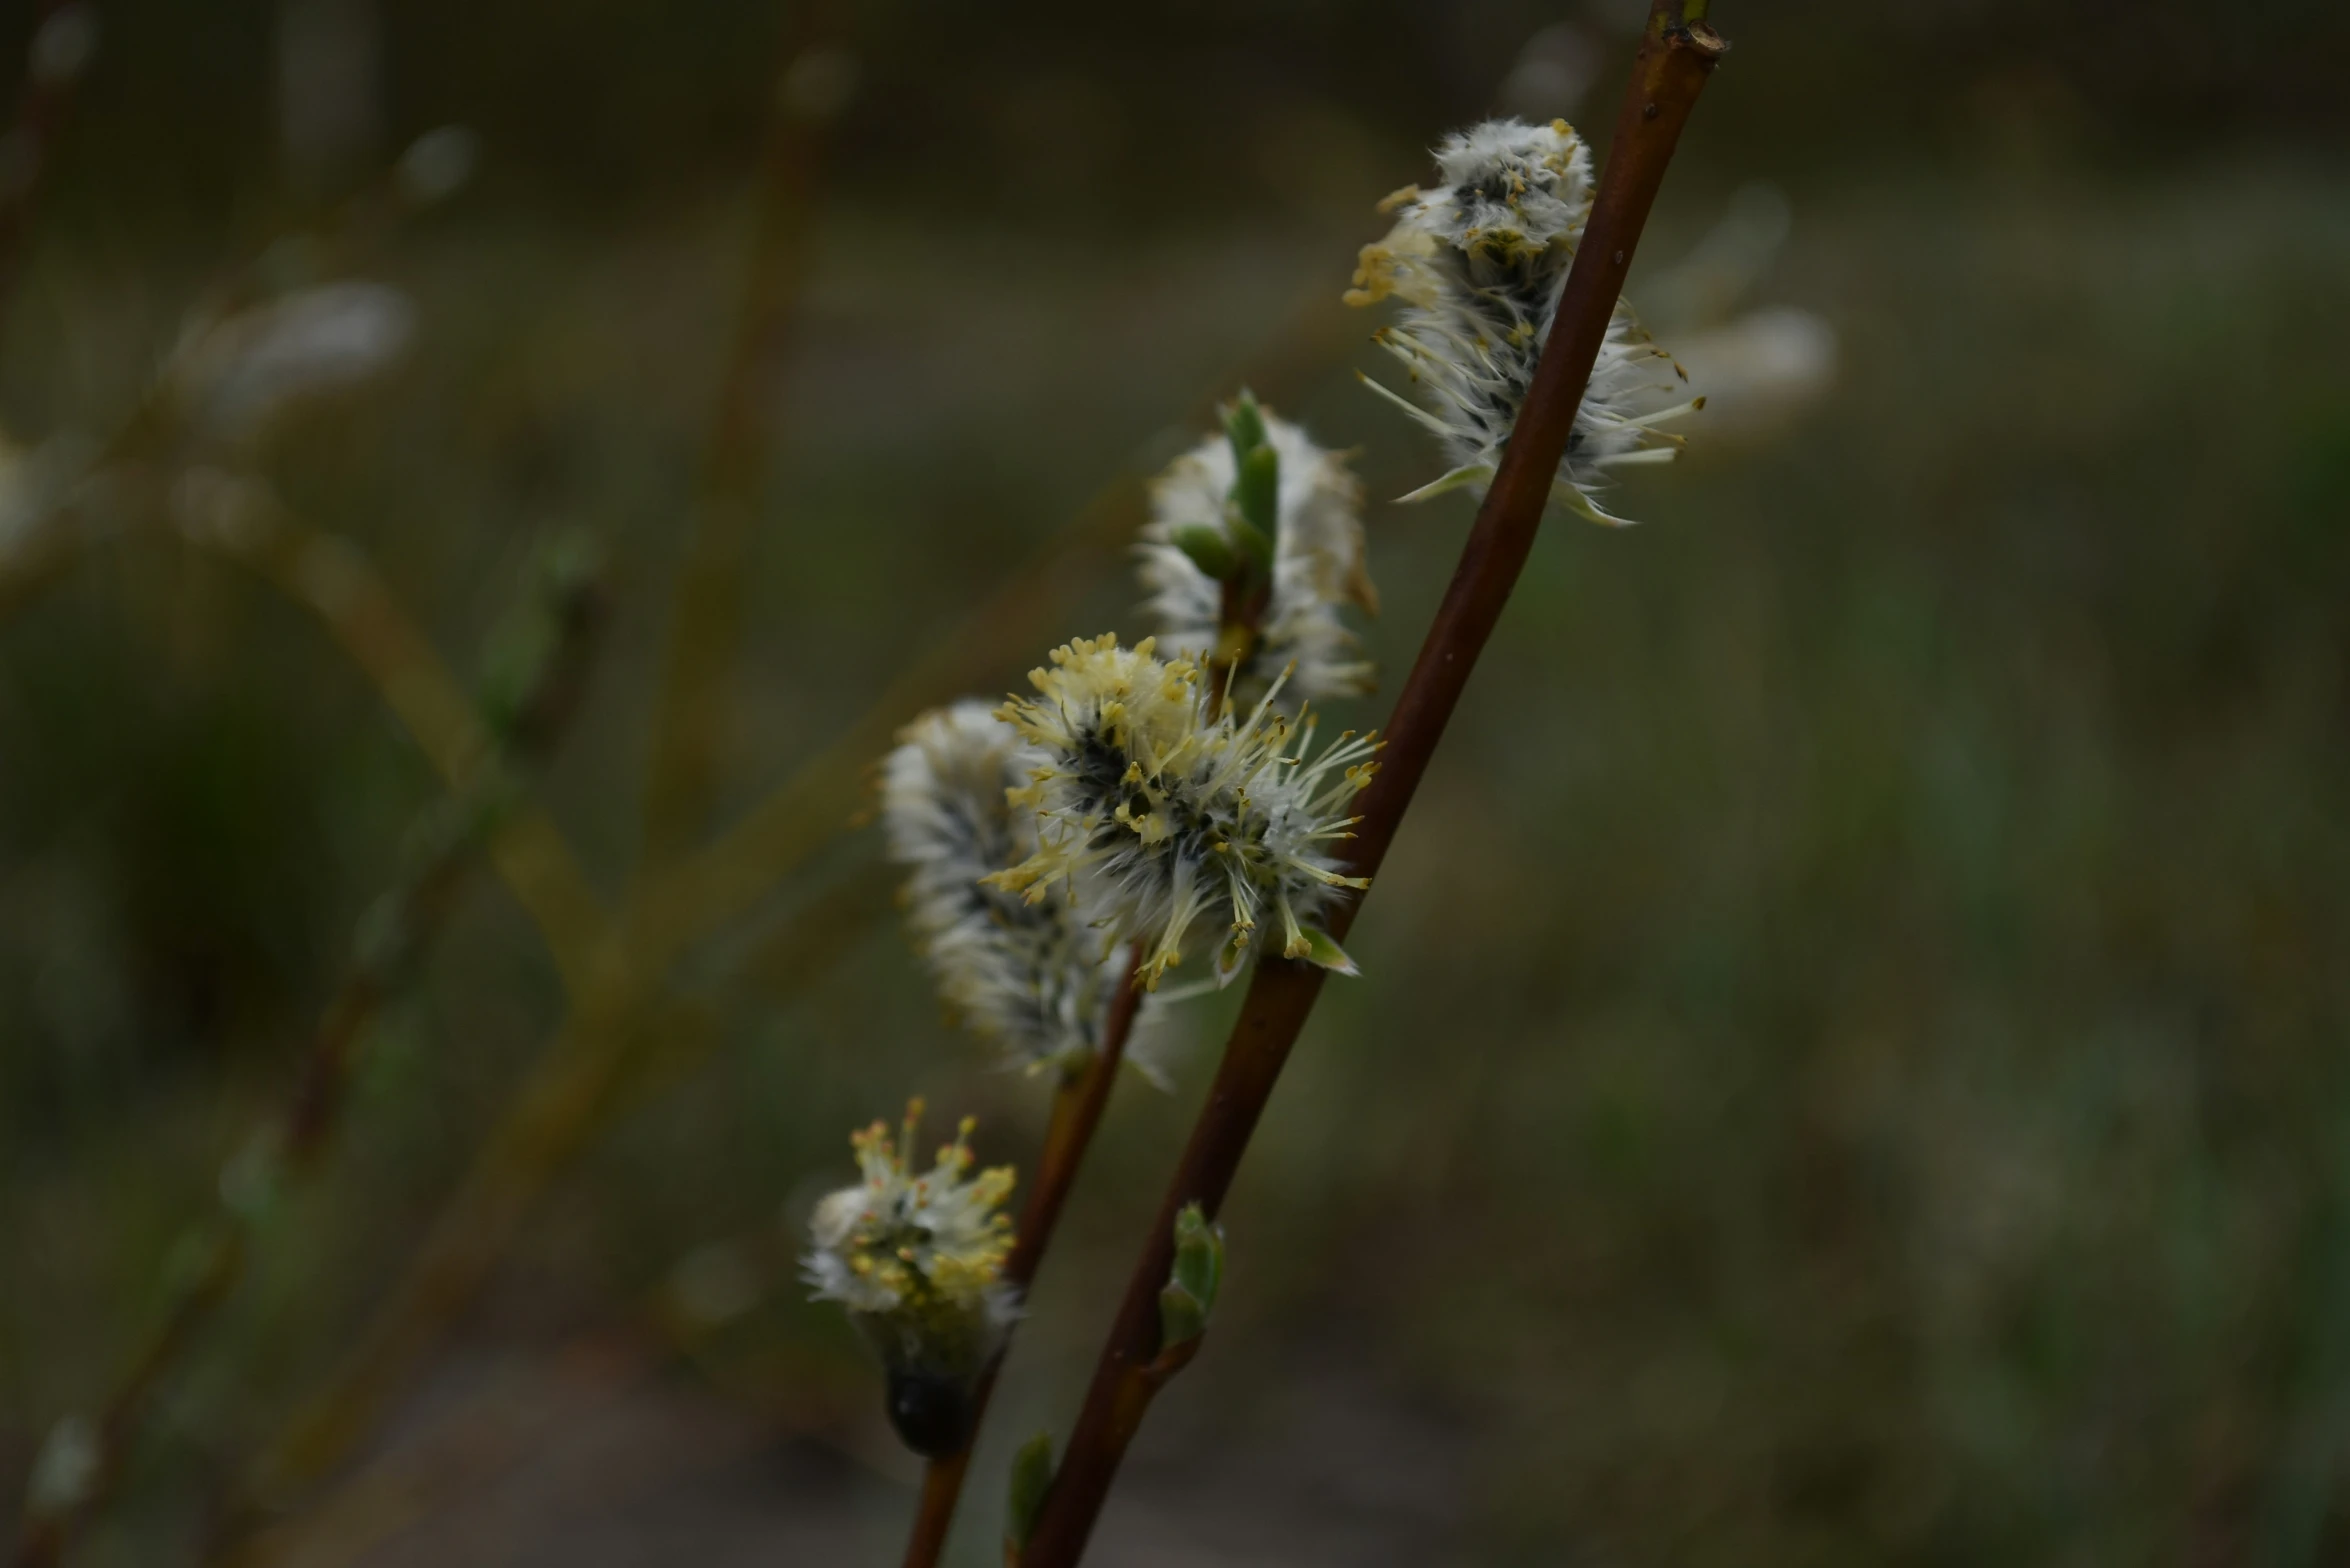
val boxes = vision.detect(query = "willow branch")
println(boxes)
[899,954,1147,1568]
[203,284,1362,1548]
[1018,10,1726,1562]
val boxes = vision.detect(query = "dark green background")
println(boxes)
[3,2,2348,1563]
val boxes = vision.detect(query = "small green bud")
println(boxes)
[1006,1431,1055,1550]
[1222,389,1268,466]
[1171,523,1237,582]
[1232,442,1281,545]
[1158,1203,1225,1350]
[1171,1203,1224,1307]
[1159,1283,1207,1349]
[1294,927,1360,977]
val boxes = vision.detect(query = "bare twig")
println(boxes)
[1018,9,1727,1562]
[899,954,1147,1568]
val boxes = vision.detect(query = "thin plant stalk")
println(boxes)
[176,481,611,988]
[1017,9,1727,1562]
[899,953,1147,1568]
[640,8,839,864]
[0,145,604,974]
[8,546,604,1568]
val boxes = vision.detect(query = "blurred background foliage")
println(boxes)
[3,0,2349,1563]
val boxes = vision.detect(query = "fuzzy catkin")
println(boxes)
[989,635,1379,989]
[881,701,1134,1073]
[1347,118,1700,526]
[1139,408,1378,706]
[803,1103,1018,1380]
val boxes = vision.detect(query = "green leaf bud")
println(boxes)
[1006,1430,1055,1549]
[1232,442,1281,545]
[1222,389,1268,466]
[1171,523,1238,582]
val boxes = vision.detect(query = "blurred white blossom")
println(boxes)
[169,281,415,441]
[24,1414,98,1517]
[0,429,96,561]
[29,4,100,88]
[1497,23,1602,121]
[394,125,479,206]
[1669,306,1837,443]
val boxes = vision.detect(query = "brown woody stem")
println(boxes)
[1018,9,1725,1563]
[898,950,1147,1568]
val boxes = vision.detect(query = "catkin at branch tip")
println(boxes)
[1348,118,1702,526]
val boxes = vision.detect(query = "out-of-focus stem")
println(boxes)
[177,481,610,991]
[899,954,1147,1568]
[1018,9,1726,1563]
[640,10,837,864]
[0,473,611,991]
[9,545,605,1568]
